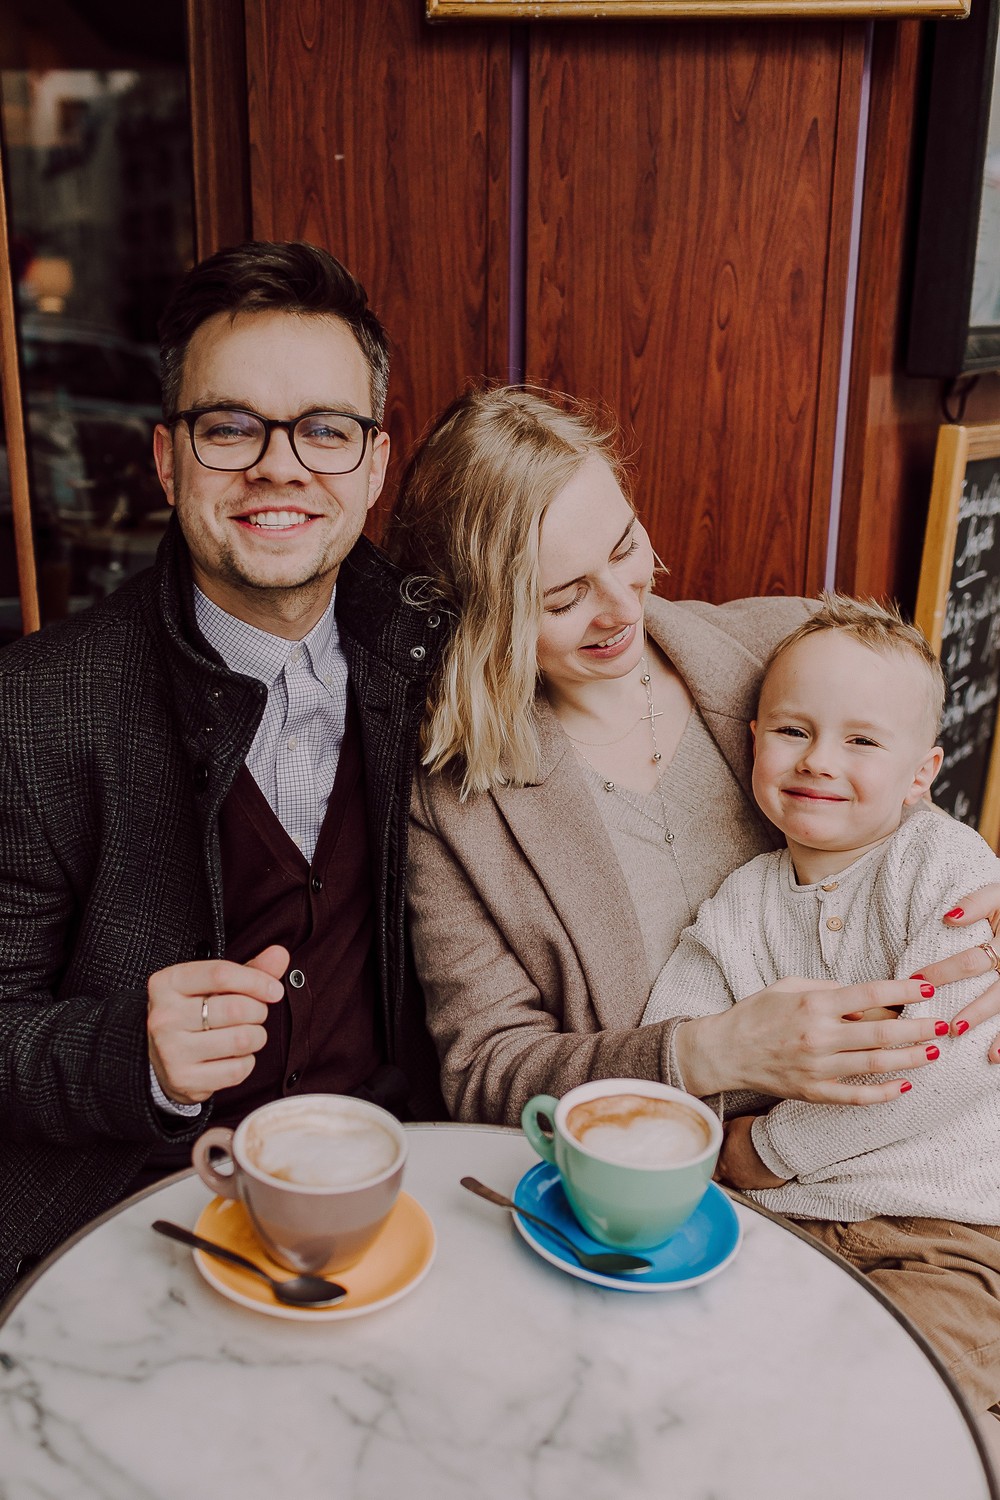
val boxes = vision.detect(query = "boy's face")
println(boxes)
[751,632,943,880]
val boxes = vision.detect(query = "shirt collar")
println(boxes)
[193,585,340,689]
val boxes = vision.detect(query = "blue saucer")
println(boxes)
[512,1162,742,1292]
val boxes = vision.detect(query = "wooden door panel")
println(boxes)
[243,0,509,526]
[526,22,863,603]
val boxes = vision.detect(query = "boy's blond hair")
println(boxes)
[764,593,946,740]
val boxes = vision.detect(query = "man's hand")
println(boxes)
[715,1114,789,1192]
[147,946,289,1105]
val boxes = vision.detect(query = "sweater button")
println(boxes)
[288,969,306,989]
[310,875,323,893]
[821,881,839,892]
[286,1071,300,1088]
[193,763,209,793]
[410,645,426,661]
[194,939,212,960]
[826,916,843,932]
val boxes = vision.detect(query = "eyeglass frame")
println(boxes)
[166,405,382,475]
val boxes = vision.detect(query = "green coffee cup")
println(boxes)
[521,1079,722,1250]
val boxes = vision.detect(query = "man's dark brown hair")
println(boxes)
[157,240,390,422]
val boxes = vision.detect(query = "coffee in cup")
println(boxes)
[242,1104,399,1188]
[192,1094,406,1274]
[521,1080,721,1250]
[565,1093,713,1168]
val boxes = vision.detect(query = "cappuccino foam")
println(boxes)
[566,1094,710,1168]
[245,1108,399,1188]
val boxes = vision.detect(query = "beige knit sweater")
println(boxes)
[643,806,1000,1222]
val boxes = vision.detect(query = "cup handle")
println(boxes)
[520,1095,560,1164]
[191,1126,239,1200]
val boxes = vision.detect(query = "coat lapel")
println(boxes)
[493,699,651,1030]
[644,596,763,808]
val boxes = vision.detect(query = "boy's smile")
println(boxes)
[751,631,943,885]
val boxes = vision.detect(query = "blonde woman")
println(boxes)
[385,386,1000,1126]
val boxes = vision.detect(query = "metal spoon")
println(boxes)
[460,1177,652,1274]
[152,1219,349,1308]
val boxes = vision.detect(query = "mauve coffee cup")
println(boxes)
[191,1094,406,1274]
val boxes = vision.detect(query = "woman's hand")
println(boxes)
[674,976,946,1105]
[910,885,1000,1059]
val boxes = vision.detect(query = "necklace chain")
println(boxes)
[572,655,675,846]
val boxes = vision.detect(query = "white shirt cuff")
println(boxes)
[149,1064,203,1119]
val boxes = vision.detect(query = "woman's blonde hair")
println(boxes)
[385,384,630,798]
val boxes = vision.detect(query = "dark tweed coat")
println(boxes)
[0,518,445,1297]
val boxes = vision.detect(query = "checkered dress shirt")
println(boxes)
[193,586,349,863]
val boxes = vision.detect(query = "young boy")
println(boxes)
[643,595,1000,1425]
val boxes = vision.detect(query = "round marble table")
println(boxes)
[0,1123,995,1500]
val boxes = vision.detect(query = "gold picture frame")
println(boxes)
[427,1,968,19]
[915,421,1000,846]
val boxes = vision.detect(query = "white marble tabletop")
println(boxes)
[0,1123,995,1500]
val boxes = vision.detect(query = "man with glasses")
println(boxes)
[0,242,445,1294]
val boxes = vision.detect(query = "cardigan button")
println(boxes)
[288,969,306,989]
[193,939,212,960]
[286,1071,301,1088]
[427,613,441,629]
[826,916,844,932]
[310,875,323,893]
[193,763,210,793]
[410,645,426,661]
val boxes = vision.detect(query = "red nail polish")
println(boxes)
[944,907,964,920]
[899,1081,912,1093]
[954,1020,970,1036]
[920,983,935,998]
[934,1020,949,1036]
[925,1045,940,1060]
[910,972,925,980]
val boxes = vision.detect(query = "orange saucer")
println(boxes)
[192,1192,435,1320]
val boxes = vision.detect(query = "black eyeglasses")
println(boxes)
[168,406,381,475]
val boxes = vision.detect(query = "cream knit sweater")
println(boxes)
[643,807,1000,1223]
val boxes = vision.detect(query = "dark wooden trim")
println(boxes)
[185,0,252,258]
[0,114,38,636]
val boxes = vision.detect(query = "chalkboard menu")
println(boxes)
[915,421,1000,846]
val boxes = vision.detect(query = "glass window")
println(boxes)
[0,3,193,628]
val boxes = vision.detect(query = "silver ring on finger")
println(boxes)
[201,997,212,1031]
[980,940,1000,975]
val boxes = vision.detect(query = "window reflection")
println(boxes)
[0,4,193,628]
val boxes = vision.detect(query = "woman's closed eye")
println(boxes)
[546,589,585,616]
[611,536,639,564]
[544,535,640,615]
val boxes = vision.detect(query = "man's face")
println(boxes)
[154,309,389,630]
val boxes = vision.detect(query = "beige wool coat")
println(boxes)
[407,593,812,1124]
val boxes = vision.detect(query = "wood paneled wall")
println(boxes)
[524,22,863,602]
[224,4,1000,607]
[244,0,510,534]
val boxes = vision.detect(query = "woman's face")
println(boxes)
[536,454,654,692]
